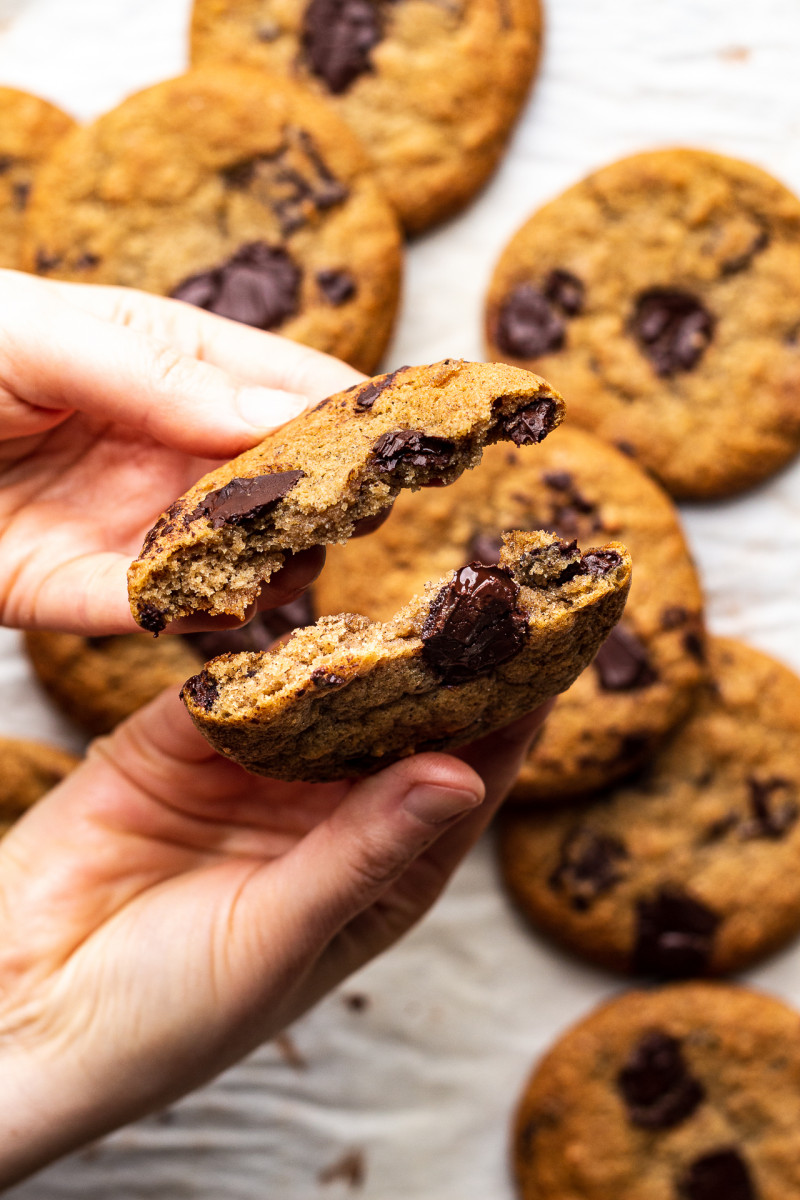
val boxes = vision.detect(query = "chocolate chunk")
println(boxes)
[353,365,409,410]
[543,470,574,491]
[593,625,658,691]
[0,155,12,174]
[12,180,30,212]
[634,886,721,977]
[421,563,526,685]
[549,827,629,911]
[317,268,356,305]
[544,268,584,315]
[468,530,504,567]
[137,603,167,636]
[617,1031,705,1129]
[581,549,622,577]
[311,669,346,687]
[171,243,301,331]
[661,605,688,630]
[721,227,769,276]
[183,670,219,712]
[741,777,798,840]
[301,0,383,93]
[35,248,61,273]
[192,470,305,529]
[495,283,566,358]
[74,251,100,270]
[631,288,715,377]
[370,429,455,473]
[680,1149,756,1200]
[684,629,706,661]
[497,397,559,446]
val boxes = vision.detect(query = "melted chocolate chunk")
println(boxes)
[582,549,622,577]
[741,777,798,840]
[311,669,346,687]
[137,603,167,636]
[370,429,455,473]
[495,283,566,358]
[35,248,61,274]
[301,0,383,93]
[468,530,504,567]
[183,670,219,712]
[192,470,305,529]
[684,629,706,661]
[171,243,301,331]
[74,251,100,270]
[544,268,585,315]
[497,397,559,446]
[12,180,30,212]
[0,155,12,174]
[317,268,356,305]
[354,365,409,410]
[631,288,715,377]
[634,886,721,977]
[593,625,658,691]
[721,227,769,276]
[661,605,688,630]
[549,827,629,911]
[421,563,526,685]
[680,1149,756,1200]
[617,1031,705,1129]
[543,470,574,491]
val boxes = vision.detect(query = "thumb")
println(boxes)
[0,271,312,454]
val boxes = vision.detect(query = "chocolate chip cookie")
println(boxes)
[0,736,78,832]
[190,0,541,235]
[21,66,402,374]
[316,425,706,801]
[486,149,800,498]
[499,637,800,977]
[128,360,564,633]
[514,982,800,1200]
[182,530,631,780]
[25,600,314,736]
[0,86,76,269]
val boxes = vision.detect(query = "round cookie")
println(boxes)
[25,598,312,737]
[514,982,800,1200]
[21,66,402,374]
[486,149,800,499]
[0,736,79,833]
[499,638,800,978]
[190,0,542,234]
[315,425,706,801]
[0,87,76,268]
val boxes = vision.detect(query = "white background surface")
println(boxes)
[3,0,800,1195]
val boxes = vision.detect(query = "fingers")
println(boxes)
[0,273,360,456]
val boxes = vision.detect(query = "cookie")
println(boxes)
[190,0,541,235]
[0,86,76,269]
[25,597,313,737]
[128,360,565,632]
[21,66,402,374]
[182,529,631,780]
[315,425,706,801]
[499,637,800,978]
[486,149,800,499]
[514,982,800,1200]
[0,736,78,832]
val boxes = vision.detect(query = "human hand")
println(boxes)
[0,690,551,1186]
[0,269,365,635]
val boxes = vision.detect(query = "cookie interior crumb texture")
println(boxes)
[181,529,631,781]
[127,360,564,631]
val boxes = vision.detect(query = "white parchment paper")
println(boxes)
[3,0,800,1195]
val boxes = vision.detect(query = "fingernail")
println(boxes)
[236,388,309,432]
[402,784,484,826]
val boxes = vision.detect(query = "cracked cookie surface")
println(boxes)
[128,360,564,632]
[316,424,706,801]
[514,983,800,1200]
[190,0,541,234]
[182,530,631,780]
[499,638,800,977]
[486,149,800,498]
[21,66,402,374]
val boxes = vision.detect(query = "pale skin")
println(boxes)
[0,271,550,1184]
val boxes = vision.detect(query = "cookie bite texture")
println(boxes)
[127,360,564,632]
[181,530,630,781]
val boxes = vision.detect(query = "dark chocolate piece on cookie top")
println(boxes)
[582,549,623,577]
[617,1031,705,1129]
[352,365,410,411]
[631,288,715,377]
[171,243,301,330]
[136,602,167,636]
[421,563,526,685]
[497,396,560,446]
[370,430,456,473]
[301,0,384,94]
[679,1148,756,1200]
[183,670,219,712]
[543,268,584,315]
[593,625,658,691]
[549,826,629,911]
[740,777,798,840]
[634,886,722,978]
[495,283,566,358]
[317,268,356,305]
[191,470,305,529]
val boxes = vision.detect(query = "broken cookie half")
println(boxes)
[127,360,563,633]
[181,531,632,781]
